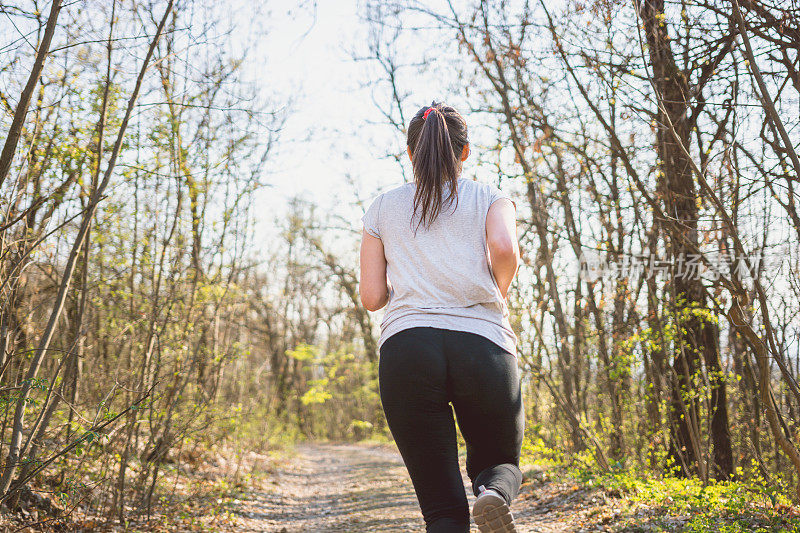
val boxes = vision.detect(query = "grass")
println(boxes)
[519,436,800,532]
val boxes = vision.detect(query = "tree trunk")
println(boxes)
[0,0,62,188]
[639,0,733,479]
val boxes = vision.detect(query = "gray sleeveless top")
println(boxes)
[361,178,518,356]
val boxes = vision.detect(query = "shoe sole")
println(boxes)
[472,492,517,532]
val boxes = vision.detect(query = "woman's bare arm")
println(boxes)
[486,198,519,300]
[359,229,390,311]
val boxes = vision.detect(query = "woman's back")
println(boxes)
[362,177,517,354]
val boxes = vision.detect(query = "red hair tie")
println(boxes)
[423,108,434,120]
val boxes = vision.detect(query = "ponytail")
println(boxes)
[407,101,469,232]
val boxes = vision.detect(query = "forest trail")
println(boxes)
[231,442,598,532]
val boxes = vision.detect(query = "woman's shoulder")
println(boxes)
[371,181,414,203]
[363,182,413,217]
[458,178,505,197]
[458,177,496,189]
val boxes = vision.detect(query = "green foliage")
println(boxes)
[521,440,799,531]
[623,297,718,358]
[300,379,333,405]
[521,423,565,468]
[288,343,382,440]
[287,343,317,362]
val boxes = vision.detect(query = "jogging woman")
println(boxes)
[359,101,524,533]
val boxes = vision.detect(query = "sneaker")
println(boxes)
[472,484,517,532]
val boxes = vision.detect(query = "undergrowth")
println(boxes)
[520,431,800,532]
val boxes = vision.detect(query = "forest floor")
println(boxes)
[1,441,798,532]
[231,441,581,532]
[227,441,794,533]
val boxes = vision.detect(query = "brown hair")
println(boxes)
[407,101,469,232]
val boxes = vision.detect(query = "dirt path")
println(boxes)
[232,442,594,532]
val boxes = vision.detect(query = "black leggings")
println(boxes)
[379,327,525,532]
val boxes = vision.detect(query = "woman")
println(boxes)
[359,101,524,533]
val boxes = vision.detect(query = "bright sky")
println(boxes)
[243,1,463,251]
[247,2,396,242]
